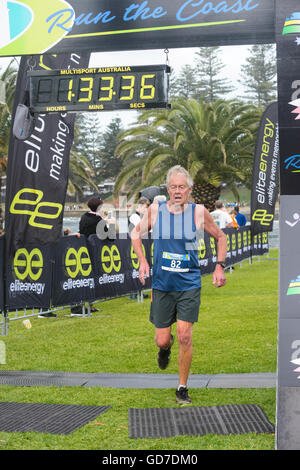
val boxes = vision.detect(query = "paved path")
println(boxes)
[0,370,276,389]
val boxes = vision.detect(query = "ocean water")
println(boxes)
[63,217,81,234]
[63,216,129,235]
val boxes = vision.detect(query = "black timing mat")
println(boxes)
[0,402,111,434]
[129,405,274,438]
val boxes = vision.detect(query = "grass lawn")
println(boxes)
[0,250,279,450]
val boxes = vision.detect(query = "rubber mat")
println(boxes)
[0,370,277,389]
[129,404,275,438]
[0,370,88,387]
[0,402,111,434]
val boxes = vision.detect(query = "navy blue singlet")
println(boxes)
[152,201,201,292]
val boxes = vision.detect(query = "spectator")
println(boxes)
[210,201,234,229]
[153,195,167,203]
[72,196,107,316]
[229,209,239,229]
[78,196,108,238]
[128,197,151,232]
[234,205,247,227]
[101,208,119,234]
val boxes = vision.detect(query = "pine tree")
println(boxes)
[239,44,277,107]
[73,112,102,172]
[69,112,102,198]
[193,47,233,102]
[96,117,123,182]
[169,65,198,99]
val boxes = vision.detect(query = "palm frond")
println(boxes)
[113,158,146,196]
[111,97,261,205]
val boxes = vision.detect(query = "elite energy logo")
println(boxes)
[10,247,46,295]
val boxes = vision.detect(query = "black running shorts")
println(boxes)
[150,287,201,328]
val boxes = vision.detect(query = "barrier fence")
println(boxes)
[0,226,269,335]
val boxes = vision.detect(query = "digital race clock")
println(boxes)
[28,64,170,113]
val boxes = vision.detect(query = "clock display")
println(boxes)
[28,65,170,113]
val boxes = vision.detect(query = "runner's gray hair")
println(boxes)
[166,165,193,188]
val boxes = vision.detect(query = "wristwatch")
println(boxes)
[216,261,226,268]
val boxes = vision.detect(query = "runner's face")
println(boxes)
[167,174,191,205]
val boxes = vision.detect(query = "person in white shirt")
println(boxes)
[128,197,151,232]
[210,201,234,229]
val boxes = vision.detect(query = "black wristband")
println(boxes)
[216,261,226,268]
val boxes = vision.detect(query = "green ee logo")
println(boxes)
[101,245,121,273]
[65,247,92,278]
[13,248,43,281]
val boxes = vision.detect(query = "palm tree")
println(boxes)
[0,59,18,110]
[0,59,18,159]
[114,98,261,210]
[0,59,18,228]
[68,149,98,198]
[67,114,100,200]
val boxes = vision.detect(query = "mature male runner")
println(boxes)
[131,165,227,405]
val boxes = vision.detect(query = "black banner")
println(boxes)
[277,57,300,129]
[276,0,300,195]
[0,227,268,310]
[87,235,152,301]
[6,243,53,310]
[51,0,275,52]
[199,226,268,274]
[5,52,90,258]
[0,0,275,58]
[250,102,279,235]
[0,237,4,312]
[275,0,300,450]
[51,235,96,307]
[275,0,300,60]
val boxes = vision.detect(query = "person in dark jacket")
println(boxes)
[78,196,106,237]
[71,196,108,316]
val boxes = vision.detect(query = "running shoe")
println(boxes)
[157,334,174,370]
[175,386,192,405]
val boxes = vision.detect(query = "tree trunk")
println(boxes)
[191,182,221,212]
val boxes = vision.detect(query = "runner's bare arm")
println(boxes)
[131,204,158,285]
[201,206,227,288]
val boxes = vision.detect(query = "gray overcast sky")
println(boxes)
[88,44,250,128]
